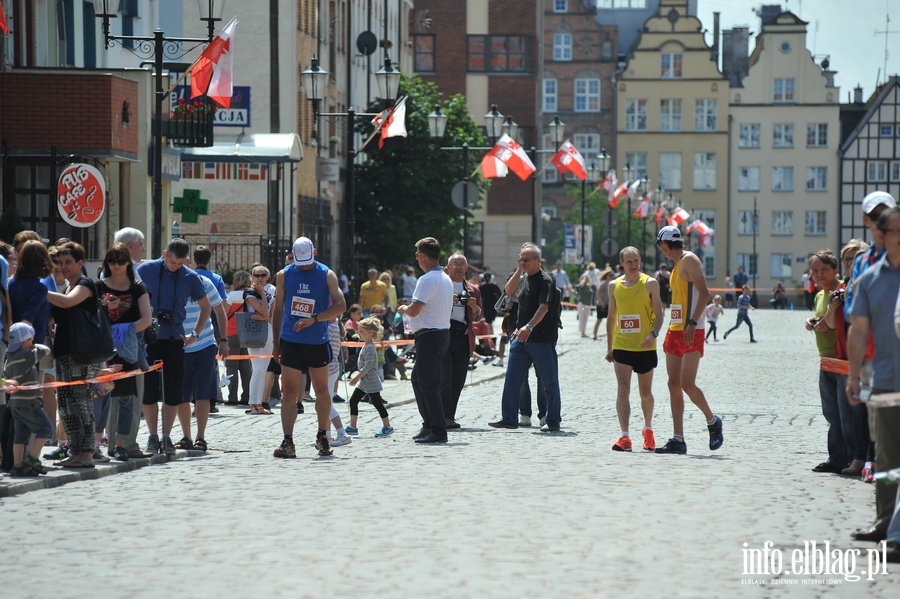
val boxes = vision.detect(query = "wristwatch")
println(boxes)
[219,339,227,344]
[524,324,534,331]
[687,319,698,327]
[189,330,199,338]
[651,330,659,338]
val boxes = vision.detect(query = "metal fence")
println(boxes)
[183,233,292,283]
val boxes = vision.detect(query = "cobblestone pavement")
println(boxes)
[2,309,899,597]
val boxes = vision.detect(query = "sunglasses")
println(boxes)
[107,258,129,266]
[253,272,268,277]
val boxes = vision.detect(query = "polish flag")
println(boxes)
[669,206,690,226]
[551,140,587,181]
[688,219,711,236]
[634,192,652,217]
[699,230,715,247]
[486,134,536,181]
[609,181,629,209]
[598,170,617,195]
[480,154,508,179]
[0,2,8,35]
[372,96,407,149]
[191,17,238,107]
[627,178,643,198]
[655,202,668,227]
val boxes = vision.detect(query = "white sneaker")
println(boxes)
[518,415,532,426]
[493,359,505,367]
[331,434,352,447]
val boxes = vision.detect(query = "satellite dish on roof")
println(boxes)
[357,31,378,56]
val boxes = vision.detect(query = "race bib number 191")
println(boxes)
[291,296,315,318]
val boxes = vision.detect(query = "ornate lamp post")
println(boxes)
[94,0,226,256]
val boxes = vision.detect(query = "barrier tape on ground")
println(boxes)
[12,362,164,392]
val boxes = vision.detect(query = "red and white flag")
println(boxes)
[0,2,9,35]
[699,230,715,247]
[655,202,668,227]
[609,181,630,209]
[627,178,643,198]
[598,170,617,195]
[191,17,238,107]
[633,191,653,217]
[668,206,690,226]
[480,154,508,179]
[687,219,711,236]
[371,96,407,149]
[485,134,536,181]
[551,140,587,181]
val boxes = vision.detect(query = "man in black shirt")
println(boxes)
[489,242,562,432]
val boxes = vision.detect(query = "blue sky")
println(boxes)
[698,0,897,99]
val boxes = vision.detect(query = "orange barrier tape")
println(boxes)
[820,357,849,375]
[12,362,164,392]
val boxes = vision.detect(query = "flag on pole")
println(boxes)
[634,191,652,217]
[627,178,643,198]
[551,140,587,181]
[699,229,715,247]
[371,96,407,148]
[0,2,8,35]
[598,170,617,195]
[480,154,508,179]
[655,202,668,227]
[609,181,629,209]
[668,206,690,226]
[485,134,536,181]
[191,17,238,107]
[687,219,711,236]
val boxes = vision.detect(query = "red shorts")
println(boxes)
[663,329,705,358]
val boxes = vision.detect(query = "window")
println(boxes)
[122,0,139,48]
[772,167,794,191]
[574,78,601,112]
[738,210,759,235]
[737,253,759,277]
[806,123,828,147]
[659,153,682,189]
[739,123,761,148]
[553,0,568,11]
[805,167,827,191]
[880,125,894,137]
[774,78,795,102]
[772,211,793,235]
[892,162,900,182]
[624,152,647,180]
[660,99,682,132]
[413,35,435,72]
[805,211,827,235]
[867,161,888,182]
[693,152,716,190]
[597,0,649,7]
[543,79,558,112]
[467,36,529,73]
[661,53,683,78]
[771,254,793,278]
[738,167,760,191]
[553,33,572,61]
[694,99,717,132]
[573,133,601,156]
[625,99,647,131]
[773,123,794,147]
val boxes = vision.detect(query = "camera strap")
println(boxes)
[154,261,179,314]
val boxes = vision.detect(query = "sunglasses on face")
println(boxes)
[253,273,268,278]
[107,258,129,266]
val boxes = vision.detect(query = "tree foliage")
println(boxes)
[353,75,487,268]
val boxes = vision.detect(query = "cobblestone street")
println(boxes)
[1,309,897,597]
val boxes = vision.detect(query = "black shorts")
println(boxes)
[279,339,332,372]
[612,349,658,374]
[596,305,609,319]
[143,338,186,406]
[267,357,281,374]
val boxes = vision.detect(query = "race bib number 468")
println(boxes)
[291,296,315,318]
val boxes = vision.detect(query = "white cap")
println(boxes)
[861,191,896,216]
[656,225,682,242]
[292,237,315,266]
[8,322,35,353]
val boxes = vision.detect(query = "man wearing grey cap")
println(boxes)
[271,236,346,458]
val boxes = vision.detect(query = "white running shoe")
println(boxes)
[330,434,352,447]
[518,415,532,427]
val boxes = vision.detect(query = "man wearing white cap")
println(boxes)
[844,191,896,319]
[654,225,723,455]
[270,237,346,458]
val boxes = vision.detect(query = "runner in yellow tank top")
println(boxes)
[605,247,664,452]
[654,226,724,455]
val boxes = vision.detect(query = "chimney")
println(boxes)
[854,86,864,104]
[722,27,750,87]
[711,12,720,65]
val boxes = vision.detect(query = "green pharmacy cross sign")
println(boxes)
[172,189,209,224]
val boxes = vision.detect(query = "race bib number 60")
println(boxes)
[619,314,641,334]
[291,296,316,318]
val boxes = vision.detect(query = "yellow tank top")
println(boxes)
[612,272,656,351]
[668,254,705,331]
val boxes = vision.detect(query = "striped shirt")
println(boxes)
[182,275,223,354]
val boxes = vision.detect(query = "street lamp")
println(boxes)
[94,0,225,257]
[581,158,601,265]
[484,104,504,143]
[374,54,402,107]
[622,163,635,246]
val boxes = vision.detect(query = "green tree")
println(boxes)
[353,75,487,268]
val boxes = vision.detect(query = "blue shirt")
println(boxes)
[136,258,206,340]
[40,274,57,292]
[850,255,900,391]
[844,246,885,319]
[736,293,751,314]
[195,267,227,301]
[280,262,331,345]
[9,277,49,343]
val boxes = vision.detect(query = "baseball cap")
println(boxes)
[861,191,896,216]
[292,237,315,266]
[8,322,35,353]
[656,225,682,242]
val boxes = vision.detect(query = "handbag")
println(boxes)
[494,293,514,316]
[70,291,116,365]
[236,311,268,348]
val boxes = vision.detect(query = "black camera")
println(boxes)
[833,289,845,303]
[157,310,173,325]
[458,288,470,306]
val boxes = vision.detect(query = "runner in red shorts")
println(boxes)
[655,226,723,454]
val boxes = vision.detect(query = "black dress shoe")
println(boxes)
[488,420,518,429]
[445,419,461,429]
[812,461,842,473]
[412,428,431,440]
[415,432,448,444]
[851,527,887,542]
